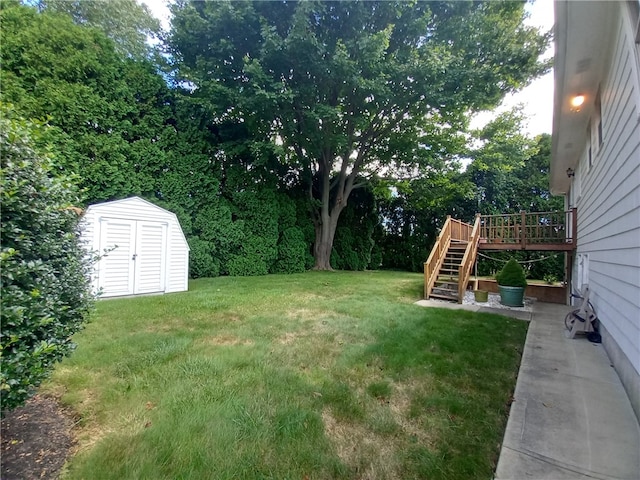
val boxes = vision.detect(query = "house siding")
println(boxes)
[569,3,640,414]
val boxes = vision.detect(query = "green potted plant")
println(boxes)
[496,258,527,307]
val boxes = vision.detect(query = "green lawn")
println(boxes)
[46,271,528,479]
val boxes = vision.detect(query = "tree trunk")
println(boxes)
[311,153,358,270]
[313,215,339,270]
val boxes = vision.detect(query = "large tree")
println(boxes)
[466,109,562,215]
[170,0,549,269]
[1,3,181,204]
[35,0,161,59]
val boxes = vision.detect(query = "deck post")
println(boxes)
[565,251,573,305]
[520,210,526,249]
[571,207,578,245]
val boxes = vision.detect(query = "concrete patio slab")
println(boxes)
[414,298,532,321]
[496,302,640,479]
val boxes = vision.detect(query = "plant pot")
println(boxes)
[498,285,525,307]
[474,290,489,302]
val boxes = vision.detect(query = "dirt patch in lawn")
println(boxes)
[322,408,398,479]
[201,334,254,346]
[279,331,302,345]
[286,308,320,321]
[1,395,75,480]
[387,382,437,449]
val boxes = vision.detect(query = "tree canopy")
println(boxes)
[36,0,161,59]
[169,0,550,269]
[1,0,559,280]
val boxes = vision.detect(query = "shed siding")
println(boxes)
[571,8,640,376]
[82,197,189,297]
[166,224,189,293]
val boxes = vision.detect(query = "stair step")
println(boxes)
[432,284,457,290]
[429,292,458,301]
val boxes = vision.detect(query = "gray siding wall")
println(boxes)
[570,4,640,405]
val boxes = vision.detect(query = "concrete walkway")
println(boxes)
[416,299,640,479]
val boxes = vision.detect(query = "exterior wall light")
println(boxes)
[570,95,585,110]
[566,167,575,178]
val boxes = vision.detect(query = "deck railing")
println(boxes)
[424,209,576,301]
[457,214,481,303]
[424,216,452,299]
[479,209,576,249]
[424,216,476,299]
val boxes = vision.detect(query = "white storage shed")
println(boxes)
[81,196,190,298]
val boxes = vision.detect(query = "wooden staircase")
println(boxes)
[424,215,481,303]
[424,210,577,302]
[429,241,468,301]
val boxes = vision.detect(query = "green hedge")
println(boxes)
[1,111,94,412]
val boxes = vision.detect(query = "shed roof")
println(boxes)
[86,196,189,249]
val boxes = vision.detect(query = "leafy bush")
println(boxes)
[274,227,307,274]
[496,259,527,287]
[188,237,219,278]
[369,245,383,270]
[227,254,268,276]
[1,112,94,413]
[477,251,563,280]
[331,196,376,271]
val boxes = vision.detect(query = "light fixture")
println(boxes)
[570,95,585,109]
[566,168,575,178]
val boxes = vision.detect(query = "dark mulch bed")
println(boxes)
[1,395,75,480]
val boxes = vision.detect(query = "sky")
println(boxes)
[142,0,555,136]
[469,0,555,136]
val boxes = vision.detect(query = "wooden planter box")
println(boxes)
[475,279,567,304]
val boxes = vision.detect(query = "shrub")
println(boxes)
[1,112,94,413]
[274,227,307,274]
[496,258,527,288]
[188,236,220,278]
[369,245,382,270]
[227,254,268,276]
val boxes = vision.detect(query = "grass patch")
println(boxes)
[44,270,527,479]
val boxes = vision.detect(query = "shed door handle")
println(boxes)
[132,253,137,261]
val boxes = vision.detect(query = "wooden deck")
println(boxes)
[478,209,576,251]
[424,209,577,302]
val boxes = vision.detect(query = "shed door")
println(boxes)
[134,221,167,295]
[98,219,167,297]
